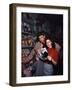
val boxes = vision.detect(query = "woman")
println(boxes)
[44,38,59,75]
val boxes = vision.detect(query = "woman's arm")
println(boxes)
[51,58,57,65]
[47,56,57,65]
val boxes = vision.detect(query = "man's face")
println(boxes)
[39,35,45,43]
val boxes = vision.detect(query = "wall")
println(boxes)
[0,0,72,90]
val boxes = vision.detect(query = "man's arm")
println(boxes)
[22,49,35,64]
[22,42,40,64]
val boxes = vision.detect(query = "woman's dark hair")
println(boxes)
[46,36,55,48]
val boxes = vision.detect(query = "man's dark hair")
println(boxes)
[36,31,45,41]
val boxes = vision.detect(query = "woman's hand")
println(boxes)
[47,56,57,65]
[47,56,52,61]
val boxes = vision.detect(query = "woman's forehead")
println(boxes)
[46,39,51,43]
[39,35,45,38]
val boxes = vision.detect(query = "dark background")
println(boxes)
[22,13,63,46]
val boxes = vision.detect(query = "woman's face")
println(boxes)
[46,39,52,48]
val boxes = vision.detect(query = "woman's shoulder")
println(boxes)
[52,48,58,54]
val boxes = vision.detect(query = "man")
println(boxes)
[23,32,46,76]
[23,32,46,63]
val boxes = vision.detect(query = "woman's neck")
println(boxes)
[49,46,52,48]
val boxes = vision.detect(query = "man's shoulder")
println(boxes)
[34,42,41,49]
